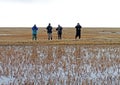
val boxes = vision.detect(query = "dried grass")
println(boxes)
[0,45,119,84]
[0,28,120,45]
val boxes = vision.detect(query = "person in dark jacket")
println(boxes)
[46,23,53,40]
[32,24,38,40]
[56,25,63,39]
[75,23,82,39]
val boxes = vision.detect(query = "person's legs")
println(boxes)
[50,33,52,40]
[76,31,81,39]
[35,34,37,40]
[32,34,37,40]
[32,34,35,40]
[48,33,52,40]
[32,34,34,40]
[59,33,62,39]
[59,35,61,39]
[75,31,78,39]
[75,34,78,39]
[79,31,81,39]
[78,35,80,39]
[58,34,60,39]
[48,33,50,40]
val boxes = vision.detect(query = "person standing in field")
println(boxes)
[32,24,38,40]
[56,25,63,39]
[75,23,82,39]
[46,23,53,40]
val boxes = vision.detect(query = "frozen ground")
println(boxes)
[0,45,119,85]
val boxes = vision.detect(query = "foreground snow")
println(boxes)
[0,45,119,85]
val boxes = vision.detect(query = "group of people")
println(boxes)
[32,23,82,40]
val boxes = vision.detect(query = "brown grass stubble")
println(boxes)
[0,27,120,45]
[40,45,119,84]
[0,45,119,84]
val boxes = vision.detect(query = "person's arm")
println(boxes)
[75,25,77,28]
[56,27,58,31]
[51,26,53,30]
[36,27,38,30]
[46,26,48,30]
[80,25,82,28]
[61,27,63,30]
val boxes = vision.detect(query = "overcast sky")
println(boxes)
[0,0,120,27]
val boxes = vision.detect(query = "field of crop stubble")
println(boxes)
[0,27,120,45]
[0,28,120,84]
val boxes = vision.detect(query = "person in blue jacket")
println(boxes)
[32,24,38,40]
[46,23,53,40]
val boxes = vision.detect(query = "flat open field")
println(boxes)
[0,27,120,45]
[0,27,119,84]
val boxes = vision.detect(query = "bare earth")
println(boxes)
[0,27,120,45]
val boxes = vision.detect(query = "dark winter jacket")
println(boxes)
[56,26,63,34]
[75,24,82,31]
[46,25,52,33]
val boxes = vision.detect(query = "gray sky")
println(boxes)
[0,0,120,27]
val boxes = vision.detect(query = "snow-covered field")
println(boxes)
[0,45,119,85]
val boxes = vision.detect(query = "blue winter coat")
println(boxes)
[32,25,38,34]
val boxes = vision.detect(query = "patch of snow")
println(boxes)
[0,45,119,84]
